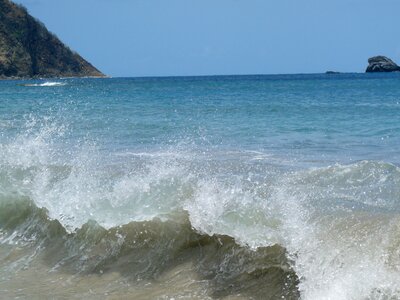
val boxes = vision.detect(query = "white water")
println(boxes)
[23,82,67,87]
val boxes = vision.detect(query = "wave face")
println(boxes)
[0,197,299,299]
[2,75,400,299]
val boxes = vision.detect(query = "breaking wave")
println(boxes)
[1,116,400,299]
[0,196,298,299]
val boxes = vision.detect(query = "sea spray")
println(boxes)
[275,162,400,300]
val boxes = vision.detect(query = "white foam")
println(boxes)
[0,116,194,230]
[24,82,66,87]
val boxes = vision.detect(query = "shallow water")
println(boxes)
[1,74,400,299]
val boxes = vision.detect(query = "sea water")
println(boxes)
[1,73,400,299]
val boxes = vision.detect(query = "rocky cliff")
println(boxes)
[0,0,104,78]
[366,56,400,73]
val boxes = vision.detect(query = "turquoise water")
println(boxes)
[3,74,400,164]
[1,74,400,299]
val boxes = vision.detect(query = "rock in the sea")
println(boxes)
[366,56,400,73]
[0,0,104,79]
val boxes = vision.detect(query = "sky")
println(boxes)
[15,0,400,77]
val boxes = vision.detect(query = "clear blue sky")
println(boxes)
[15,0,400,77]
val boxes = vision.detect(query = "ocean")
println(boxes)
[1,73,400,299]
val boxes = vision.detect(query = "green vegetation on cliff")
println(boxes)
[0,0,104,78]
